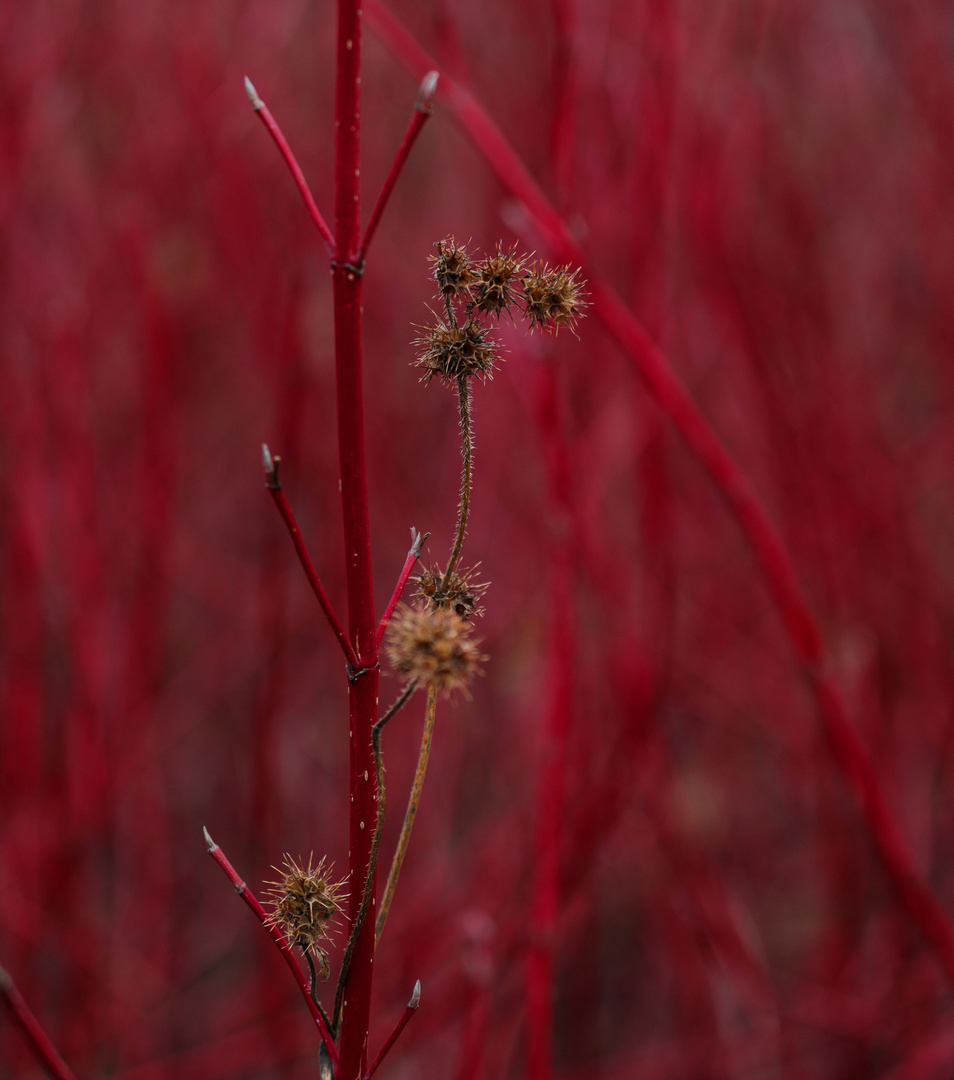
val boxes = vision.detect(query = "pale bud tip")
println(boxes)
[202,825,216,851]
[417,71,439,111]
[244,76,264,111]
[409,979,422,1008]
[262,443,274,474]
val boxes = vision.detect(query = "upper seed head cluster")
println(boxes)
[416,238,586,384]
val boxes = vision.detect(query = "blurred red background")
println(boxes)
[4,1,954,1077]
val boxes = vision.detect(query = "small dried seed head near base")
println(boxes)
[431,237,476,300]
[386,602,484,696]
[416,317,498,383]
[522,262,587,334]
[415,563,489,620]
[265,855,346,977]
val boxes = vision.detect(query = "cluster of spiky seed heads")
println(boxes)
[415,237,586,384]
[265,855,346,979]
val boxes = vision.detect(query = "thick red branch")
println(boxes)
[333,4,379,1079]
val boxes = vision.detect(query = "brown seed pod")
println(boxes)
[385,602,485,696]
[265,855,346,971]
[474,245,524,319]
[431,237,476,300]
[415,563,489,620]
[522,262,587,334]
[415,316,498,383]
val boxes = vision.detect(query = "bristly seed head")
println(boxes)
[416,317,498,383]
[431,237,475,300]
[385,602,485,696]
[522,262,587,334]
[474,246,524,319]
[265,855,346,978]
[415,563,489,620]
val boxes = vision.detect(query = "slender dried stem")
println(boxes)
[245,78,336,255]
[203,828,340,1070]
[334,679,417,1033]
[263,446,357,668]
[0,963,79,1080]
[441,375,472,587]
[376,682,438,944]
[365,980,422,1080]
[357,72,438,265]
[376,528,429,647]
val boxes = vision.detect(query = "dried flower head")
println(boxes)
[522,262,587,334]
[431,237,475,300]
[416,316,498,383]
[265,855,346,977]
[385,602,484,695]
[474,246,524,319]
[415,563,489,620]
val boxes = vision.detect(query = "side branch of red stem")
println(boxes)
[204,830,340,1070]
[264,462,357,668]
[245,78,336,255]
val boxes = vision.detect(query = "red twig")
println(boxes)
[356,72,438,265]
[365,980,421,1080]
[262,444,357,669]
[363,0,954,988]
[332,4,380,1079]
[375,527,428,647]
[244,77,336,257]
[203,828,340,1071]
[0,962,79,1080]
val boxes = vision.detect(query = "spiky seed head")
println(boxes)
[415,317,498,383]
[474,246,524,319]
[431,237,475,300]
[385,602,485,696]
[415,563,489,620]
[522,262,587,334]
[265,855,346,969]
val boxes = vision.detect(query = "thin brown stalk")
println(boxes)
[375,682,438,944]
[441,375,472,587]
[334,679,417,1032]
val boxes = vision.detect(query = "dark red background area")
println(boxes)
[4,1,954,1077]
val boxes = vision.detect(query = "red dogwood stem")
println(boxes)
[203,829,340,1070]
[333,3,379,1079]
[0,963,79,1080]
